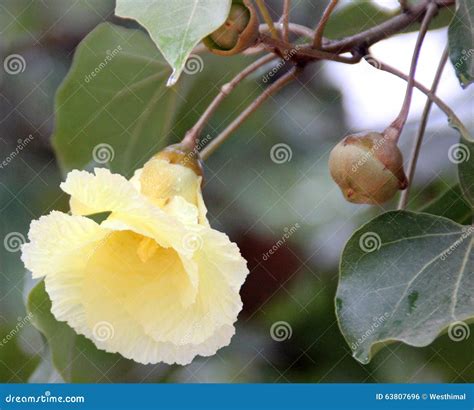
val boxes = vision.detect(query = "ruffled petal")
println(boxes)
[127,226,248,345]
[21,211,109,279]
[61,168,191,255]
[44,261,235,366]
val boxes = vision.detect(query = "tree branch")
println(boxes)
[366,59,467,136]
[200,67,299,159]
[256,0,279,39]
[398,47,449,210]
[384,1,438,142]
[182,54,277,148]
[259,23,313,39]
[322,0,454,54]
[281,0,291,42]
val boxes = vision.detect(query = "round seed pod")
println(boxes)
[328,131,408,204]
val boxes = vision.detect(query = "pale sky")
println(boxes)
[325,1,471,130]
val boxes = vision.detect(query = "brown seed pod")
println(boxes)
[328,131,408,205]
[203,0,259,56]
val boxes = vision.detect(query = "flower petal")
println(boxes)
[21,211,109,279]
[127,226,248,345]
[61,168,190,255]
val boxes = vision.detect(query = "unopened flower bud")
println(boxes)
[328,131,408,204]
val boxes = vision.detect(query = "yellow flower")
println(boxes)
[21,150,249,365]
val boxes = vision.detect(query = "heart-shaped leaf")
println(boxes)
[52,22,188,178]
[115,0,232,86]
[336,211,473,364]
[448,0,474,88]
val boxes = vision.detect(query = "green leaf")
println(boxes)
[27,280,135,382]
[421,184,472,225]
[52,22,187,178]
[336,211,473,364]
[448,0,474,88]
[115,0,232,86]
[325,2,395,39]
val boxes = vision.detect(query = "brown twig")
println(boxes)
[282,0,291,42]
[384,1,438,142]
[398,47,449,209]
[182,54,277,148]
[366,59,467,136]
[200,67,299,159]
[313,0,339,49]
[322,0,454,54]
[260,33,360,64]
[256,0,279,39]
[259,23,313,39]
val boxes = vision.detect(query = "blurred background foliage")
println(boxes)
[0,0,472,383]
